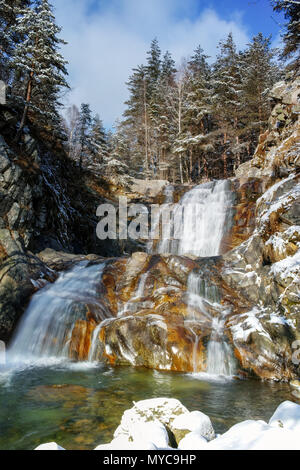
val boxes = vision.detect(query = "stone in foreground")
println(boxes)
[35,442,65,450]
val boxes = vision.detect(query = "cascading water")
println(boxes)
[157,180,233,257]
[8,261,110,364]
[186,271,237,377]
[156,179,237,377]
[206,318,236,376]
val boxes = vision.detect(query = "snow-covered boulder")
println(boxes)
[94,428,164,451]
[269,400,300,432]
[113,421,169,449]
[94,443,112,451]
[205,404,300,451]
[208,421,300,450]
[178,432,208,450]
[35,442,65,450]
[172,410,215,442]
[114,397,188,446]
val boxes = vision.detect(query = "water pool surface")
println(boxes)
[0,362,298,450]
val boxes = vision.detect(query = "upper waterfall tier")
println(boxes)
[156,180,234,257]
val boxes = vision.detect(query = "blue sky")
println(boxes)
[52,0,284,127]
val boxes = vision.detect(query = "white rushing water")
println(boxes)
[206,318,236,376]
[8,262,109,364]
[157,180,233,257]
[186,273,237,377]
[164,180,236,377]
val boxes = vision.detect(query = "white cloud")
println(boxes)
[52,0,250,127]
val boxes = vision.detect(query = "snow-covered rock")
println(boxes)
[205,418,300,450]
[178,432,208,450]
[35,442,65,451]
[94,443,112,451]
[96,400,300,451]
[114,398,188,442]
[96,398,189,450]
[269,400,300,432]
[172,410,215,441]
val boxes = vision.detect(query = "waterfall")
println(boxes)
[206,318,236,376]
[186,273,236,377]
[161,180,236,377]
[157,180,233,257]
[8,262,109,364]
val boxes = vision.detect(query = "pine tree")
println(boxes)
[0,0,31,81]
[124,64,151,174]
[167,64,190,183]
[102,129,130,182]
[90,114,108,163]
[161,51,176,84]
[212,33,243,176]
[241,33,280,151]
[149,51,176,179]
[146,38,162,89]
[10,0,69,136]
[272,0,300,73]
[78,103,93,170]
[184,46,212,180]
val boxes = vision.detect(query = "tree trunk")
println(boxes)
[189,149,193,183]
[223,132,227,178]
[179,154,183,184]
[236,136,240,170]
[15,71,34,141]
[143,78,149,175]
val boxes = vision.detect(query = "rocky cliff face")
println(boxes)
[223,78,300,380]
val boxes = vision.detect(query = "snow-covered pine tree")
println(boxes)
[272,0,300,73]
[241,33,280,155]
[10,0,69,137]
[161,50,176,85]
[101,128,130,184]
[90,114,109,164]
[149,51,176,179]
[211,33,243,177]
[78,103,93,170]
[123,64,152,175]
[184,45,213,181]
[0,0,31,81]
[146,38,162,91]
[166,63,190,183]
